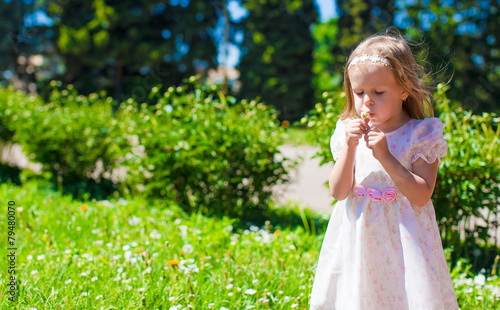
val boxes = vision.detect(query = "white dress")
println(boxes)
[309,118,459,310]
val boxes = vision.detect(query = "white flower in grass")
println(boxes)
[244,288,257,295]
[291,304,298,308]
[221,307,230,310]
[169,296,177,301]
[27,255,33,260]
[138,287,146,292]
[64,250,71,254]
[150,230,161,239]
[80,272,88,277]
[124,251,133,260]
[37,254,45,260]
[96,295,103,300]
[28,308,38,310]
[81,292,88,296]
[91,276,98,282]
[226,284,233,289]
[174,219,182,225]
[250,225,259,232]
[182,244,194,254]
[252,279,259,284]
[228,292,233,296]
[122,245,131,251]
[179,261,199,274]
[126,285,133,290]
[208,303,215,308]
[284,296,291,302]
[65,279,72,284]
[113,254,122,260]
[246,306,256,309]
[128,216,141,226]
[474,274,486,286]
[31,270,38,275]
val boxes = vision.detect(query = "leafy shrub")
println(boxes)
[433,83,500,267]
[8,82,126,199]
[0,86,43,145]
[0,87,43,185]
[118,77,298,219]
[300,83,500,269]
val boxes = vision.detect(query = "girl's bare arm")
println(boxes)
[329,144,356,200]
[329,119,369,200]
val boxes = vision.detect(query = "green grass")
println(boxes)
[282,126,315,146]
[1,181,499,309]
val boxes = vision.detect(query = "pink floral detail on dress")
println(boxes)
[367,188,383,201]
[382,188,398,203]
[353,185,398,203]
[353,184,367,197]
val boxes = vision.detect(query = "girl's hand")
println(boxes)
[345,118,370,148]
[364,127,390,160]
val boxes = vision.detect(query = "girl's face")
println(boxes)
[349,63,409,131]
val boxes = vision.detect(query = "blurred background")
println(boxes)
[2,0,499,124]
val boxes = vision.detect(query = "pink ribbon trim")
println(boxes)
[353,185,397,203]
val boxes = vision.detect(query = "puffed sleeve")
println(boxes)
[410,118,448,165]
[330,119,348,162]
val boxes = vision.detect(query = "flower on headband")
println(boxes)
[348,54,390,70]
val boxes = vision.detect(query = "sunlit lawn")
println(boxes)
[1,181,499,309]
[282,126,314,146]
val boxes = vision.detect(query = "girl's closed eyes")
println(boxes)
[353,90,385,95]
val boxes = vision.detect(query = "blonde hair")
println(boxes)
[341,32,434,120]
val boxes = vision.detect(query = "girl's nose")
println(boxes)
[363,94,374,106]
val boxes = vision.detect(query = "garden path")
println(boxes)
[273,144,334,214]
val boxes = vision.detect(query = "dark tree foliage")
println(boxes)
[403,0,500,113]
[312,0,394,101]
[237,0,318,123]
[44,0,220,100]
[0,0,46,91]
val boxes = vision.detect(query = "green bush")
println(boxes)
[433,83,500,268]
[117,77,298,219]
[0,86,43,144]
[300,83,500,270]
[0,77,298,220]
[8,82,126,199]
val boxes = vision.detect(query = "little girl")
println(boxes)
[309,34,459,309]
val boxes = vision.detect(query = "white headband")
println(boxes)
[347,54,390,70]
